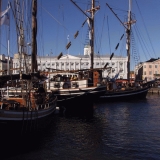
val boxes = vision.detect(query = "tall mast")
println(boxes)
[106,0,136,81]
[0,0,1,57]
[70,0,99,83]
[90,0,95,71]
[14,0,26,75]
[126,0,132,81]
[31,0,37,73]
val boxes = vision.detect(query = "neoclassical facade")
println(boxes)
[12,53,128,79]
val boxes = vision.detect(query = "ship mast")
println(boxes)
[126,0,132,81]
[70,0,99,84]
[31,0,37,73]
[90,0,95,72]
[106,0,136,81]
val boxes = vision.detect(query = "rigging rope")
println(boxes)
[97,14,105,54]
[133,24,151,60]
[107,16,111,55]
[135,0,157,58]
[130,30,140,68]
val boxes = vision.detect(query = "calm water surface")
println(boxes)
[1,93,160,160]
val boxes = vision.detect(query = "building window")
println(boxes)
[149,71,152,75]
[120,68,123,72]
[144,65,146,68]
[112,68,115,72]
[149,65,152,68]
[155,71,158,74]
[155,65,157,68]
[144,71,146,75]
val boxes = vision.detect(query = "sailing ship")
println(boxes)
[99,0,152,101]
[46,0,106,109]
[0,0,57,128]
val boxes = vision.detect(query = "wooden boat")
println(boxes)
[0,74,57,122]
[100,85,150,102]
[0,0,57,129]
[47,70,106,107]
[46,0,106,109]
[98,0,152,101]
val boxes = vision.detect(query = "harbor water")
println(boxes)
[1,93,160,160]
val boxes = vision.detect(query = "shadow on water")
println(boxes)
[1,94,160,160]
[60,102,94,120]
[0,114,59,160]
[0,103,95,160]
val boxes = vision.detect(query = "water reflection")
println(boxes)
[1,93,160,159]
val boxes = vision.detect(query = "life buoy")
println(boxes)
[63,82,69,89]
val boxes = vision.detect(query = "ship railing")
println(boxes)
[35,96,57,111]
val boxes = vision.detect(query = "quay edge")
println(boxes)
[148,87,160,94]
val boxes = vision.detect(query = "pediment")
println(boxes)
[60,54,80,60]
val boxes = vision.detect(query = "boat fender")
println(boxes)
[30,92,36,108]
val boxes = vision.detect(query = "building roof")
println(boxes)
[145,58,159,62]
[38,54,126,58]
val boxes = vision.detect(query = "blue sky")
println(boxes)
[1,0,160,69]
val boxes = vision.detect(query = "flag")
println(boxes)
[114,72,119,79]
[87,18,91,40]
[87,18,91,29]
[0,3,10,26]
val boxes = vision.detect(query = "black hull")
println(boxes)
[0,97,57,133]
[56,86,106,108]
[0,111,55,133]
[99,86,150,102]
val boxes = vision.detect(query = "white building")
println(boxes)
[12,52,128,79]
